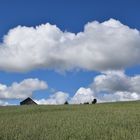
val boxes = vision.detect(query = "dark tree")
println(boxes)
[92,99,97,104]
[64,101,69,105]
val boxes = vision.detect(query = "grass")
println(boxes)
[0,101,140,140]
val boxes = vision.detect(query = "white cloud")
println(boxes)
[35,71,140,104]
[1,71,139,104]
[0,19,140,72]
[92,71,130,93]
[70,87,95,104]
[96,91,140,103]
[35,91,69,105]
[69,71,140,103]
[90,71,140,102]
[0,79,48,99]
[0,100,9,106]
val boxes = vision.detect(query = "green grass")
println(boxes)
[0,101,140,140]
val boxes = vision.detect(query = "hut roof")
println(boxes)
[20,97,37,105]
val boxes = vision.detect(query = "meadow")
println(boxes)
[0,101,140,140]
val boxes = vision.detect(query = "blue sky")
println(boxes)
[0,0,140,105]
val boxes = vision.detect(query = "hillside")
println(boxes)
[0,101,140,140]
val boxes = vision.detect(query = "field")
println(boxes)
[0,101,140,140]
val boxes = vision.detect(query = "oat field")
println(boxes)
[0,101,140,140]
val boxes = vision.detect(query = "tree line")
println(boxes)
[64,99,97,105]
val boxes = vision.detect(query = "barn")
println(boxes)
[20,97,37,105]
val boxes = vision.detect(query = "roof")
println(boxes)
[20,97,37,105]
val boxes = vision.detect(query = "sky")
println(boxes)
[0,0,140,105]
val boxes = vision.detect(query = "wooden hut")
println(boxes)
[20,97,37,105]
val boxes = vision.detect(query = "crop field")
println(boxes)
[0,101,140,140]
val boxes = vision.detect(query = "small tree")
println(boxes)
[64,101,69,105]
[92,99,97,104]
[84,102,89,104]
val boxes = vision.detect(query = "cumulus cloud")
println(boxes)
[0,71,138,105]
[70,87,95,104]
[0,79,48,99]
[92,71,140,102]
[1,72,139,105]
[33,71,140,104]
[0,19,140,72]
[1,18,140,104]
[71,71,140,103]
[0,100,9,106]
[92,71,130,93]
[35,91,69,105]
